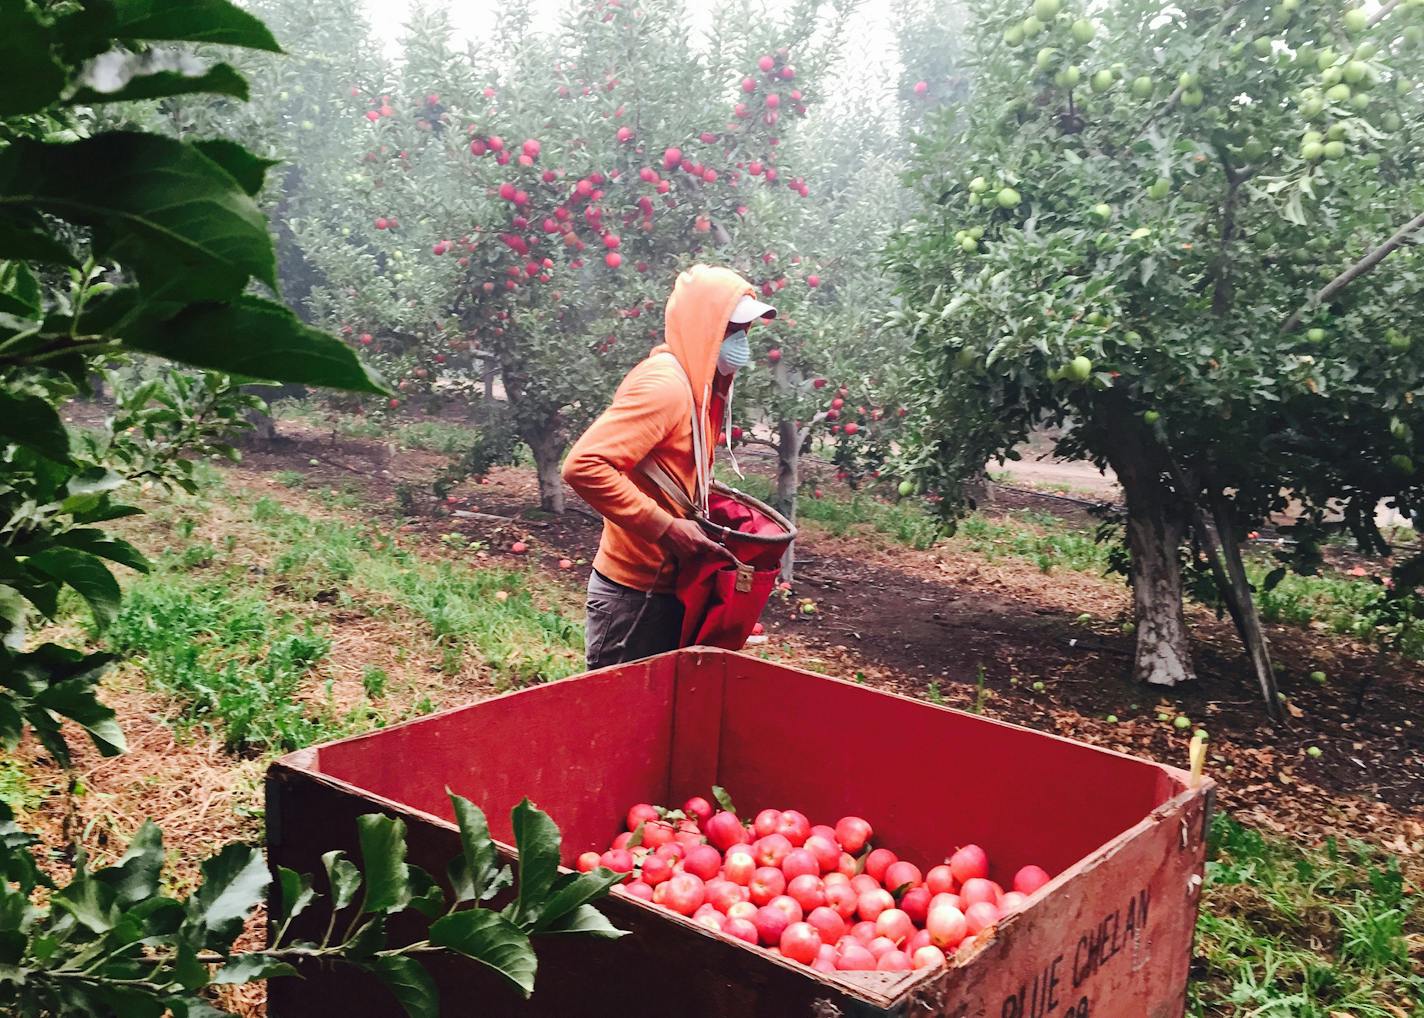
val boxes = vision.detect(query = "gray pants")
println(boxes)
[585,570,684,670]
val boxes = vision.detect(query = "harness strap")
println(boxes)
[638,352,710,515]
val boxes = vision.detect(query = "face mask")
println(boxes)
[718,329,751,375]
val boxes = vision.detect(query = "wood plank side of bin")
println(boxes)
[266,648,1212,1018]
[916,784,1212,1018]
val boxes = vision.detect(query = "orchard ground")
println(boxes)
[11,403,1422,1014]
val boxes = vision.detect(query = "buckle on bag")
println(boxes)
[735,563,754,593]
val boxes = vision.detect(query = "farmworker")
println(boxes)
[563,264,775,669]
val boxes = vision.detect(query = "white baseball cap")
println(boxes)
[730,294,777,324]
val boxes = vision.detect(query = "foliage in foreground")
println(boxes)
[1,0,379,776]
[0,792,623,1017]
[1191,814,1423,1018]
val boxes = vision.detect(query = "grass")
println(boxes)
[0,758,42,818]
[104,575,359,755]
[247,494,583,684]
[275,398,495,456]
[725,471,943,549]
[955,511,1113,573]
[1190,814,1424,1017]
[1255,569,1424,659]
[96,471,584,757]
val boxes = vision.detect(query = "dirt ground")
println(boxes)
[234,417,1423,861]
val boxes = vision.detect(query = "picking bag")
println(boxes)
[673,483,794,649]
[639,459,796,651]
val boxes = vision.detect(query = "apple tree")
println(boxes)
[283,0,860,512]
[889,0,1424,707]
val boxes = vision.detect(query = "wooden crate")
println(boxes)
[267,648,1213,1017]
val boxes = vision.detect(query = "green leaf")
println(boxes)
[275,866,315,926]
[0,6,66,117]
[192,140,277,198]
[427,910,536,998]
[90,985,167,1018]
[56,530,149,574]
[529,871,623,934]
[66,468,126,498]
[366,954,438,1018]
[36,676,124,755]
[171,941,209,991]
[447,793,497,905]
[0,216,74,266]
[537,903,626,940]
[212,952,299,985]
[0,262,42,319]
[95,820,164,906]
[52,865,120,934]
[0,134,276,300]
[711,785,737,815]
[624,822,644,850]
[0,585,26,651]
[110,0,281,51]
[187,844,270,949]
[0,390,72,463]
[26,546,120,628]
[68,63,250,106]
[356,814,412,915]
[123,295,386,393]
[509,799,560,926]
[480,865,513,904]
[406,866,446,921]
[321,850,361,912]
[170,999,231,1018]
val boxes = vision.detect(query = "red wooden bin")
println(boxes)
[266,648,1213,1018]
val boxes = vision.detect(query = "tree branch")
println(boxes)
[1281,208,1424,333]
[1370,0,1403,26]
[736,435,780,451]
[796,410,829,448]
[1131,84,1183,140]
[1212,172,1241,317]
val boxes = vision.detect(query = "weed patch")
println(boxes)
[1190,815,1423,1017]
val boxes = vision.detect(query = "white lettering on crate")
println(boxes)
[997,886,1150,1018]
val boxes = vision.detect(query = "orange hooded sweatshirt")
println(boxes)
[562,264,755,592]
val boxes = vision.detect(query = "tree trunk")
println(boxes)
[1206,492,1284,721]
[775,418,799,583]
[769,355,800,584]
[238,383,295,446]
[1105,425,1196,686]
[526,425,566,514]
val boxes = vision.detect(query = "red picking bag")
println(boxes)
[674,484,794,649]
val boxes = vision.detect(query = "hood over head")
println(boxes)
[657,264,756,414]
